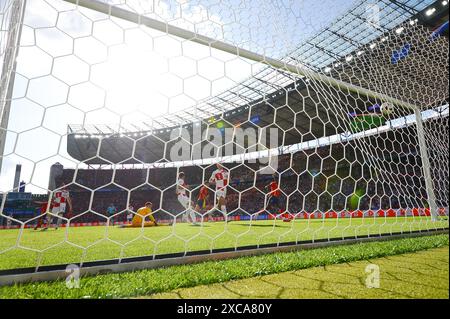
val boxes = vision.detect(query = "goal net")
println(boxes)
[0,0,448,272]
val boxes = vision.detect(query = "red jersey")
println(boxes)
[198,186,209,200]
[269,181,281,197]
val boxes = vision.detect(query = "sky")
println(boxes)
[0,0,358,194]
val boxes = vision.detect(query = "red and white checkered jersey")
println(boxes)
[52,190,69,207]
[209,169,229,190]
[176,179,187,196]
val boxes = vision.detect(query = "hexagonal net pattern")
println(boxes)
[0,0,448,272]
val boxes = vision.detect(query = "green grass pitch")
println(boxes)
[0,216,447,271]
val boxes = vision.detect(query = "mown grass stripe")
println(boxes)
[0,234,447,299]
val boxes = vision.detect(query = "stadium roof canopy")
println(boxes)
[67,0,449,164]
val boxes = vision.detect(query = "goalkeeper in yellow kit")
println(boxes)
[122,202,158,227]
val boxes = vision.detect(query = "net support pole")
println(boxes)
[414,107,439,222]
[64,0,420,111]
[0,0,27,173]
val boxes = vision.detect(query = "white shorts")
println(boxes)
[216,188,227,200]
[177,194,191,209]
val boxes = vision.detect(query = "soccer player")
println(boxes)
[122,202,157,228]
[209,163,229,221]
[195,183,210,221]
[34,201,50,230]
[106,203,118,225]
[126,204,134,223]
[176,172,198,225]
[43,185,72,230]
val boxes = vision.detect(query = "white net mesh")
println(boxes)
[0,0,448,271]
